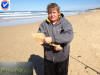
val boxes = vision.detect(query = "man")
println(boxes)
[38,3,73,75]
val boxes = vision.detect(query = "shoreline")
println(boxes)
[0,10,93,27]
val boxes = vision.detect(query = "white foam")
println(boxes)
[0,11,87,27]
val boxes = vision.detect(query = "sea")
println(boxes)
[0,10,92,27]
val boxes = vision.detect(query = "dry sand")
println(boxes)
[0,10,100,75]
[67,10,100,75]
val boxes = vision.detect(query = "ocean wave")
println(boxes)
[0,11,48,18]
[1,15,47,20]
[0,11,87,27]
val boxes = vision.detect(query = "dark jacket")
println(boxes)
[38,14,74,62]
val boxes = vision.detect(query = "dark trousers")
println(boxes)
[44,57,69,75]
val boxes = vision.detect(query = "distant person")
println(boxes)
[38,3,74,75]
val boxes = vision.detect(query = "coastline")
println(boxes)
[0,10,90,27]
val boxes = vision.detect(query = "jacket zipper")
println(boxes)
[52,24,56,62]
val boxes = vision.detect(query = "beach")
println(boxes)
[0,10,100,75]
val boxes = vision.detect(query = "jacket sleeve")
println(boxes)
[38,23,45,33]
[52,19,74,44]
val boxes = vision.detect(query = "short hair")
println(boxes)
[47,3,60,13]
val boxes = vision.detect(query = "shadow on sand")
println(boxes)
[28,54,44,75]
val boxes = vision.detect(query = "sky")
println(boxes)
[9,0,100,11]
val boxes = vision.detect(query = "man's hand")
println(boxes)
[54,45,63,51]
[43,37,52,44]
[43,36,63,51]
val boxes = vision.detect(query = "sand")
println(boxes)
[67,10,100,75]
[0,10,100,75]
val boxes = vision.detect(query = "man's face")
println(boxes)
[48,9,60,22]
